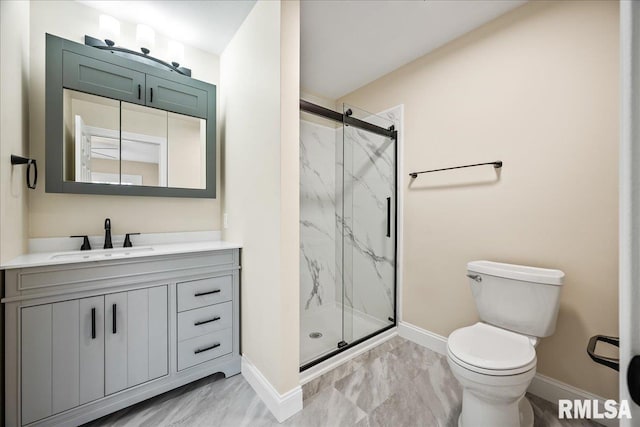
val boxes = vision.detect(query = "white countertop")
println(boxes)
[1,240,242,270]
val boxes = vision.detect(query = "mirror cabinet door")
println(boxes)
[63,89,206,189]
[121,102,168,187]
[64,89,120,184]
[168,113,207,190]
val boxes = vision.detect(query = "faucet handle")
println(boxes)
[123,233,140,248]
[70,235,91,251]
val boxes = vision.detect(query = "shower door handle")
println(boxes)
[386,197,391,238]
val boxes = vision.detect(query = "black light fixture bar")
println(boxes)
[84,35,191,77]
[409,161,503,179]
[300,99,397,140]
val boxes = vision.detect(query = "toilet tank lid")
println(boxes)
[467,261,564,286]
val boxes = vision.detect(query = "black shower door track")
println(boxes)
[299,99,399,372]
[300,100,398,140]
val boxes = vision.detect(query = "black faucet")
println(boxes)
[104,218,113,249]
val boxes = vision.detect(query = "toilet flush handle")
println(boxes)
[466,274,482,282]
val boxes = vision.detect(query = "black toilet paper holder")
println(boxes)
[10,155,37,190]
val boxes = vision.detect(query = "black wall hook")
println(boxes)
[11,155,38,190]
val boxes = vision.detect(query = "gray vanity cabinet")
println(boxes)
[3,248,240,426]
[62,51,145,105]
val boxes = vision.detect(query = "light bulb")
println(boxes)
[136,24,155,54]
[99,15,120,46]
[168,40,184,66]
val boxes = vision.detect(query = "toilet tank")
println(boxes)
[467,261,564,338]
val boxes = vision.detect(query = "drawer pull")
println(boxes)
[194,289,221,297]
[194,342,220,354]
[194,316,221,326]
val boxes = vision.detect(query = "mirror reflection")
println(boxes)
[63,89,206,189]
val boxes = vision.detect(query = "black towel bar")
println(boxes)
[409,161,502,179]
[10,155,38,189]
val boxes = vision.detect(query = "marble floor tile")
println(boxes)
[302,335,405,401]
[83,336,605,427]
[359,388,440,427]
[284,386,367,427]
[333,351,408,413]
[84,373,278,427]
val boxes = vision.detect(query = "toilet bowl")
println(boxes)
[447,261,564,427]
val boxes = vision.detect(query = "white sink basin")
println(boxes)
[50,246,154,261]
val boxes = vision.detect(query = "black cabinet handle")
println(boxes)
[194,316,221,326]
[194,342,220,354]
[150,87,153,103]
[91,308,96,339]
[587,335,619,371]
[112,303,117,334]
[386,196,391,238]
[194,289,221,297]
[137,84,141,100]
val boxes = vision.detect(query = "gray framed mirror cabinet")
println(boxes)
[45,33,216,198]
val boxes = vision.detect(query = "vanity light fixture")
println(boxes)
[84,34,192,77]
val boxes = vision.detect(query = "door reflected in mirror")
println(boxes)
[63,89,206,189]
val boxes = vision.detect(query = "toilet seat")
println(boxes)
[447,322,536,376]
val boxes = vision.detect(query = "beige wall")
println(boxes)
[221,0,300,394]
[28,0,221,238]
[0,0,30,264]
[279,0,301,394]
[339,0,619,399]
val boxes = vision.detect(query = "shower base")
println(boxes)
[300,304,388,366]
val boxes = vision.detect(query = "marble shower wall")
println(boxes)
[300,120,337,314]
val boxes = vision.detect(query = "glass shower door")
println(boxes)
[341,104,396,345]
[299,101,396,369]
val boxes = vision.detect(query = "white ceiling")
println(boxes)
[77,0,526,99]
[301,0,527,100]
[77,0,256,55]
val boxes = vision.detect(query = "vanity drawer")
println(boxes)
[178,328,232,371]
[177,275,232,312]
[178,302,232,342]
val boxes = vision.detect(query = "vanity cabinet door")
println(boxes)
[52,300,80,414]
[63,51,145,105]
[79,296,105,405]
[105,292,128,395]
[146,75,208,119]
[21,305,53,425]
[105,285,168,394]
[21,297,104,424]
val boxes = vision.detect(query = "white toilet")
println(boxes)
[447,261,564,427]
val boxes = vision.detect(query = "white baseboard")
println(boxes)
[398,321,616,427]
[528,374,617,427]
[398,321,447,354]
[241,356,303,423]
